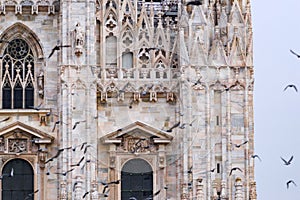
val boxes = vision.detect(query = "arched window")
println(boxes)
[106,35,117,68]
[2,158,34,200]
[121,158,153,200]
[1,39,35,109]
[122,51,133,69]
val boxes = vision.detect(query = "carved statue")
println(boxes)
[74,22,85,56]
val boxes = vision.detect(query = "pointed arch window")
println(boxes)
[122,51,133,69]
[1,39,35,109]
[106,35,117,68]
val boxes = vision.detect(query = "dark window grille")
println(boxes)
[2,158,34,200]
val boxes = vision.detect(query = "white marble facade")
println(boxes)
[0,0,256,199]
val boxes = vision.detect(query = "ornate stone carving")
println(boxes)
[74,22,85,56]
[249,181,257,200]
[91,181,99,199]
[118,137,154,153]
[60,181,68,200]
[8,139,27,153]
[37,70,44,98]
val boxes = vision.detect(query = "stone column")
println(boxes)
[220,180,227,200]
[59,181,67,200]
[249,181,257,200]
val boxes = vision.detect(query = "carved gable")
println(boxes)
[101,121,173,153]
[0,121,54,154]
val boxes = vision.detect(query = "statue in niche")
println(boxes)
[74,22,85,56]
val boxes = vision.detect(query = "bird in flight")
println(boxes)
[28,102,43,110]
[186,0,203,6]
[283,84,298,92]
[54,168,75,176]
[286,180,297,189]
[0,168,14,179]
[70,156,85,167]
[24,190,39,200]
[290,49,300,58]
[281,156,293,166]
[72,120,87,130]
[45,147,71,163]
[229,167,242,176]
[179,119,197,129]
[233,141,248,148]
[48,44,71,58]
[0,117,10,123]
[251,154,262,162]
[166,121,181,132]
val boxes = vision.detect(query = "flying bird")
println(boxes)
[28,102,43,110]
[209,168,216,173]
[281,156,293,166]
[54,168,75,176]
[287,180,297,189]
[52,120,68,132]
[70,156,85,167]
[72,120,86,130]
[0,117,10,123]
[46,166,53,176]
[45,147,71,164]
[82,191,90,199]
[48,44,71,58]
[290,49,300,58]
[186,0,203,6]
[229,167,243,176]
[24,190,39,200]
[234,141,248,148]
[100,180,120,186]
[187,166,192,174]
[251,154,262,162]
[83,144,92,154]
[179,119,197,129]
[166,121,181,132]
[283,84,298,92]
[0,168,14,179]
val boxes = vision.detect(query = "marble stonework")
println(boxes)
[0,0,256,199]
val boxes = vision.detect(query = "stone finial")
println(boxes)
[234,178,244,200]
[196,178,204,200]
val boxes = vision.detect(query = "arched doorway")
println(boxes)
[121,158,153,200]
[2,158,34,200]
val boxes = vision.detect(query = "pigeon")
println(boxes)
[281,156,293,166]
[287,180,297,189]
[166,122,180,132]
[48,44,71,58]
[283,84,298,92]
[290,49,300,58]
[229,167,243,176]
[251,154,262,162]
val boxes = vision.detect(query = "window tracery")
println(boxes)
[1,39,35,109]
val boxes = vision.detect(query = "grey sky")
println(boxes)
[252,0,300,198]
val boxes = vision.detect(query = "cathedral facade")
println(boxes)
[0,0,256,199]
